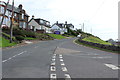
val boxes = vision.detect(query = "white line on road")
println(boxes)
[104,64,120,70]
[50,74,57,79]
[53,54,56,56]
[51,62,56,66]
[62,67,68,71]
[51,66,56,71]
[52,55,56,59]
[65,74,71,79]
[60,59,64,62]
[61,62,65,66]
[52,58,55,61]
[59,56,63,59]
[2,51,27,63]
[59,54,62,57]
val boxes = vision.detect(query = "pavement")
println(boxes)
[2,38,120,79]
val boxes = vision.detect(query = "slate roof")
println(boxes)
[6,4,29,16]
[31,18,50,28]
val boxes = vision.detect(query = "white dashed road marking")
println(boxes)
[52,58,56,61]
[52,56,56,59]
[51,62,56,66]
[2,51,27,63]
[51,66,56,71]
[50,74,57,79]
[65,74,71,79]
[59,56,63,59]
[59,54,62,57]
[104,64,120,70]
[60,59,64,62]
[61,62,65,66]
[62,67,68,72]
[50,53,71,79]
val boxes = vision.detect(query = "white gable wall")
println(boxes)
[51,24,67,34]
[28,19,42,31]
[51,25,60,30]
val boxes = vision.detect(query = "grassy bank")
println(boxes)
[75,39,118,53]
[82,36,111,45]
[0,37,17,47]
[48,34,66,39]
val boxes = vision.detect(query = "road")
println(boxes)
[2,38,119,79]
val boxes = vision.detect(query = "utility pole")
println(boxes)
[91,27,92,34]
[83,23,84,32]
[0,0,10,28]
[10,0,14,43]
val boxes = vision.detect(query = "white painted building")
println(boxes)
[51,22,67,34]
[28,16,51,33]
[51,21,74,34]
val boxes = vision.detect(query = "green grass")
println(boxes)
[48,34,66,39]
[24,37,36,40]
[82,36,111,45]
[2,32,16,40]
[0,37,17,47]
[75,39,119,53]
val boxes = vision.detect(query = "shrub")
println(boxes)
[2,32,16,41]
[15,36,24,41]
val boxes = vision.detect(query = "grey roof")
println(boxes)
[56,23,65,28]
[7,4,20,13]
[33,18,51,28]
[7,4,29,16]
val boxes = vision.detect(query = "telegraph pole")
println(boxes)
[83,23,84,32]
[0,0,10,28]
[10,0,14,43]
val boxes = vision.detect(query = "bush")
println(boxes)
[16,36,24,41]
[13,29,25,37]
[2,32,16,41]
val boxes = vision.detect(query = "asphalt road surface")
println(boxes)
[2,38,120,79]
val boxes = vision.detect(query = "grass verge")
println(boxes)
[48,34,66,39]
[82,36,111,45]
[75,39,119,53]
[24,37,36,40]
[0,37,17,47]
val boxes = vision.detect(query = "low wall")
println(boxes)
[78,39,120,52]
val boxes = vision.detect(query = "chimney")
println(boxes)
[65,21,67,24]
[18,4,22,10]
[32,15,34,19]
[56,21,58,24]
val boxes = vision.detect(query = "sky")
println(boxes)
[2,0,120,40]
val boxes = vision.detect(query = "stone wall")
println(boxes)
[78,39,120,52]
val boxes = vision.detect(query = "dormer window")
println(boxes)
[46,22,50,26]
[14,13,17,17]
[40,20,44,24]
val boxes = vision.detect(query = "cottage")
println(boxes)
[51,21,74,34]
[28,16,51,33]
[0,1,29,29]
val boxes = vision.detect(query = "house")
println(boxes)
[0,1,29,29]
[28,16,51,33]
[51,21,74,34]
[51,21,67,34]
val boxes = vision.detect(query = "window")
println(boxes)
[23,22,26,28]
[19,22,23,28]
[0,16,2,21]
[0,6,5,14]
[22,13,24,19]
[5,10,9,16]
[46,22,50,26]
[40,20,44,24]
[14,13,16,17]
